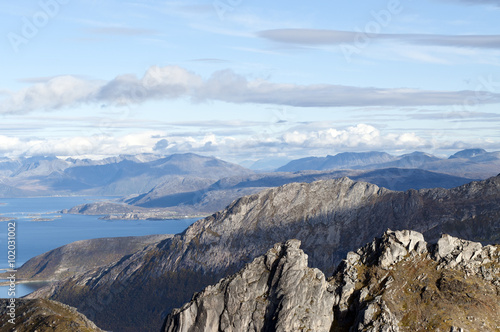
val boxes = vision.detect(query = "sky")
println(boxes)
[1,0,499,165]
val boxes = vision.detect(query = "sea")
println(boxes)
[0,196,198,298]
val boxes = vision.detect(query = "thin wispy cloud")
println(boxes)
[190,58,230,64]
[440,0,500,6]
[2,66,500,114]
[88,27,158,35]
[190,23,254,38]
[230,46,283,55]
[131,1,214,19]
[258,29,500,49]
[409,111,500,120]
[17,76,62,84]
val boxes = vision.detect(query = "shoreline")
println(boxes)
[0,279,56,286]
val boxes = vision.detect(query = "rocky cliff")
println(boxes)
[164,230,500,332]
[29,175,500,331]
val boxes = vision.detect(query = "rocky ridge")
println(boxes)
[164,230,500,332]
[64,168,475,220]
[28,175,500,331]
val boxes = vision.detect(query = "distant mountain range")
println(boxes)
[0,149,497,200]
[277,149,500,178]
[2,149,497,218]
[0,153,252,197]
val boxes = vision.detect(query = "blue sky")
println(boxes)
[1,0,499,164]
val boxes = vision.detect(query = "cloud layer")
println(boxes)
[258,29,500,49]
[2,66,500,114]
[1,124,497,160]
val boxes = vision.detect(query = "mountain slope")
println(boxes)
[376,151,441,168]
[8,234,172,281]
[0,299,103,332]
[28,175,500,331]
[164,230,500,332]
[277,152,395,172]
[350,168,477,191]
[449,148,487,159]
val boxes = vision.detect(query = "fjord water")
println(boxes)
[0,196,197,297]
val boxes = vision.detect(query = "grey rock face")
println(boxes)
[376,229,427,268]
[165,230,500,332]
[164,239,334,332]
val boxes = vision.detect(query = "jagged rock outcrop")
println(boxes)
[164,230,500,332]
[164,239,335,332]
[333,230,500,331]
[0,298,103,332]
[29,175,500,331]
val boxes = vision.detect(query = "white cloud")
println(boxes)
[95,66,203,105]
[1,76,103,114]
[0,132,162,158]
[282,124,426,150]
[0,136,23,152]
[2,66,500,114]
[1,124,499,161]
